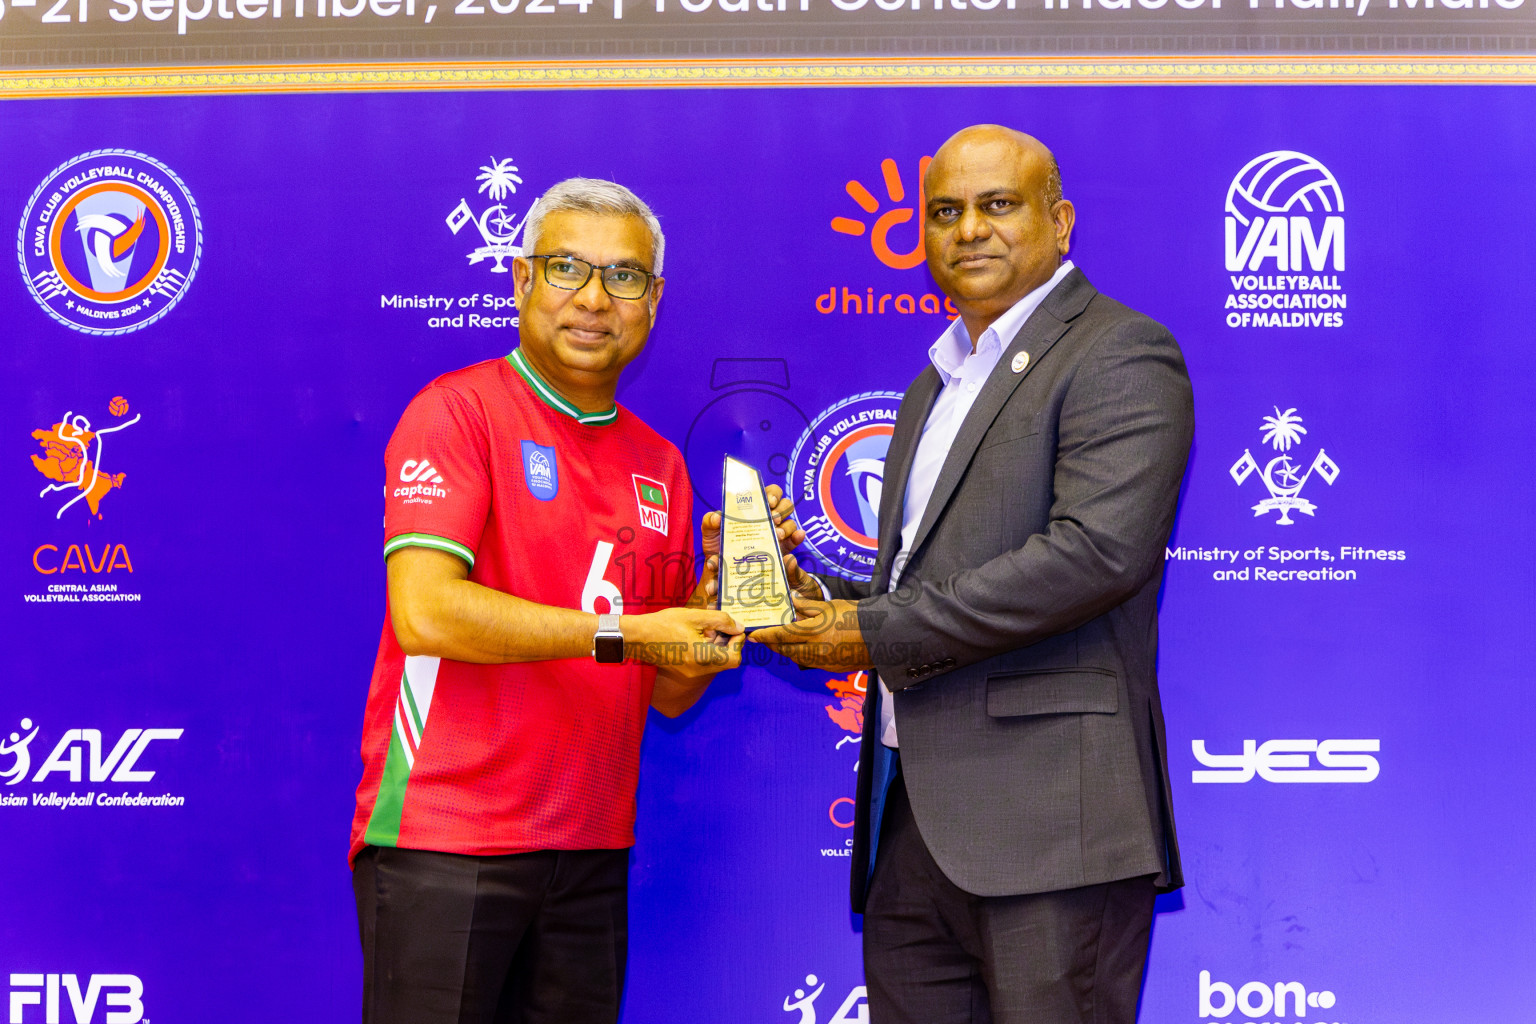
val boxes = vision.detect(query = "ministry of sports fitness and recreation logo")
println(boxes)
[31,396,140,520]
[787,392,903,581]
[1230,407,1340,525]
[1223,151,1347,330]
[446,157,529,273]
[18,150,201,335]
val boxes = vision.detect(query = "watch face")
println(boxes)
[594,633,626,664]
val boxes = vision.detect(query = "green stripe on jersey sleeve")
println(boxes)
[384,533,475,568]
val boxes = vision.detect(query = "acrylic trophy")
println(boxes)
[719,455,795,630]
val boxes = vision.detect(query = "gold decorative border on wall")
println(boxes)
[3,56,1534,98]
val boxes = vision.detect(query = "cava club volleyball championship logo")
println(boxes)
[787,392,903,582]
[18,150,202,336]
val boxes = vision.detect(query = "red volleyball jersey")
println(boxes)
[350,350,695,863]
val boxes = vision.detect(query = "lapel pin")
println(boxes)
[1011,351,1029,373]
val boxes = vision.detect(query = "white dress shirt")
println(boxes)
[877,260,1076,748]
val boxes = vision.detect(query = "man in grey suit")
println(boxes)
[753,125,1193,1023]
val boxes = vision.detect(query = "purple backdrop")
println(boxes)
[3,85,1534,1023]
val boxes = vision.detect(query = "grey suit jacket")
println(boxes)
[822,268,1193,910]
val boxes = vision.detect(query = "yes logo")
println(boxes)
[830,156,932,270]
[1192,739,1380,783]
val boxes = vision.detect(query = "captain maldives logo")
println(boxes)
[19,150,202,336]
[1223,151,1346,330]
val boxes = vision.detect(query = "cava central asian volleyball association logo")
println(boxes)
[18,149,202,335]
[788,392,904,581]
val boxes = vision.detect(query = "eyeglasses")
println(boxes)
[526,254,656,300]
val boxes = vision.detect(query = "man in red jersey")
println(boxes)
[351,178,802,1024]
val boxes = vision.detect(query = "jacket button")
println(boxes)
[907,667,919,678]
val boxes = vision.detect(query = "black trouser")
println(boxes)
[863,771,1157,1024]
[354,845,629,1024]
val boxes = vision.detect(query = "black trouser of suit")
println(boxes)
[353,845,629,1024]
[863,769,1158,1024]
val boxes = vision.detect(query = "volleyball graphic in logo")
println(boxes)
[17,149,202,335]
[787,391,904,582]
[1224,151,1343,227]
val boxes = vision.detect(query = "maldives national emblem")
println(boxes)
[446,157,528,273]
[1230,406,1340,525]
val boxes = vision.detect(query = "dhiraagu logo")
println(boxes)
[819,155,957,321]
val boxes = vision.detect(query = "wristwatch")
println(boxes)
[592,614,625,664]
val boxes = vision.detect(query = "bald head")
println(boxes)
[921,124,1076,341]
[928,125,1063,209]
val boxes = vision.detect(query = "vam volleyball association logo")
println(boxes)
[18,150,202,336]
[1223,150,1347,329]
[787,392,903,581]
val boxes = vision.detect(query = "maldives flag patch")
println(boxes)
[633,475,669,536]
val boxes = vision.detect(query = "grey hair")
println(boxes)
[521,177,666,276]
[1043,154,1063,208]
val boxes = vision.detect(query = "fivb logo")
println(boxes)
[1192,739,1380,783]
[1199,970,1339,1023]
[1225,152,1344,273]
[8,973,144,1023]
[1223,152,1347,329]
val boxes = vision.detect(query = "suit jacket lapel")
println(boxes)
[903,269,1097,565]
[872,367,940,592]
